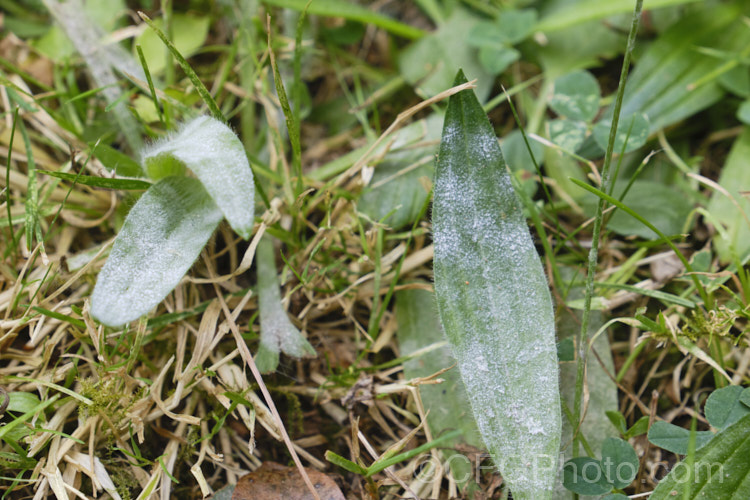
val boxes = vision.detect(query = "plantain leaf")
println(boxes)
[649,414,750,499]
[255,236,315,373]
[395,287,482,489]
[91,176,223,326]
[432,70,561,500]
[142,116,255,240]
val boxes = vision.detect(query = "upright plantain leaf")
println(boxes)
[432,71,561,499]
[649,414,750,499]
[142,116,255,239]
[255,236,316,373]
[91,176,223,326]
[395,287,483,489]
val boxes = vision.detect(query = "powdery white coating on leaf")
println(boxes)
[432,74,561,500]
[255,237,315,373]
[91,176,223,326]
[142,116,255,239]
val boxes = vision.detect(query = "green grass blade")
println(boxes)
[135,44,165,127]
[18,118,41,252]
[5,108,19,253]
[32,306,86,329]
[261,0,424,40]
[0,395,60,441]
[41,171,151,190]
[267,21,302,197]
[594,282,696,308]
[536,0,700,33]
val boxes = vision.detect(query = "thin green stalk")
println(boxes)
[573,0,643,458]
[5,108,19,255]
[136,44,165,127]
[162,0,175,87]
[292,2,311,196]
[267,18,303,198]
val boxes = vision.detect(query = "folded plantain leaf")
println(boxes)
[649,414,750,499]
[142,116,255,239]
[432,70,561,500]
[91,176,223,326]
[255,236,315,373]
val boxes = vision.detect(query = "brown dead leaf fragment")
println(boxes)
[231,462,345,500]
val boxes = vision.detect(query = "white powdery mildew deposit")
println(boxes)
[433,78,561,500]
[142,116,255,239]
[91,177,223,326]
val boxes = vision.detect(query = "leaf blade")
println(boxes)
[432,70,560,499]
[649,415,750,499]
[142,116,255,239]
[90,176,223,326]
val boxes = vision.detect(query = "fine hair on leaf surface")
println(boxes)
[90,175,223,326]
[91,116,255,326]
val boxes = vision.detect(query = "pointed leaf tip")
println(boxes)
[453,69,469,86]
